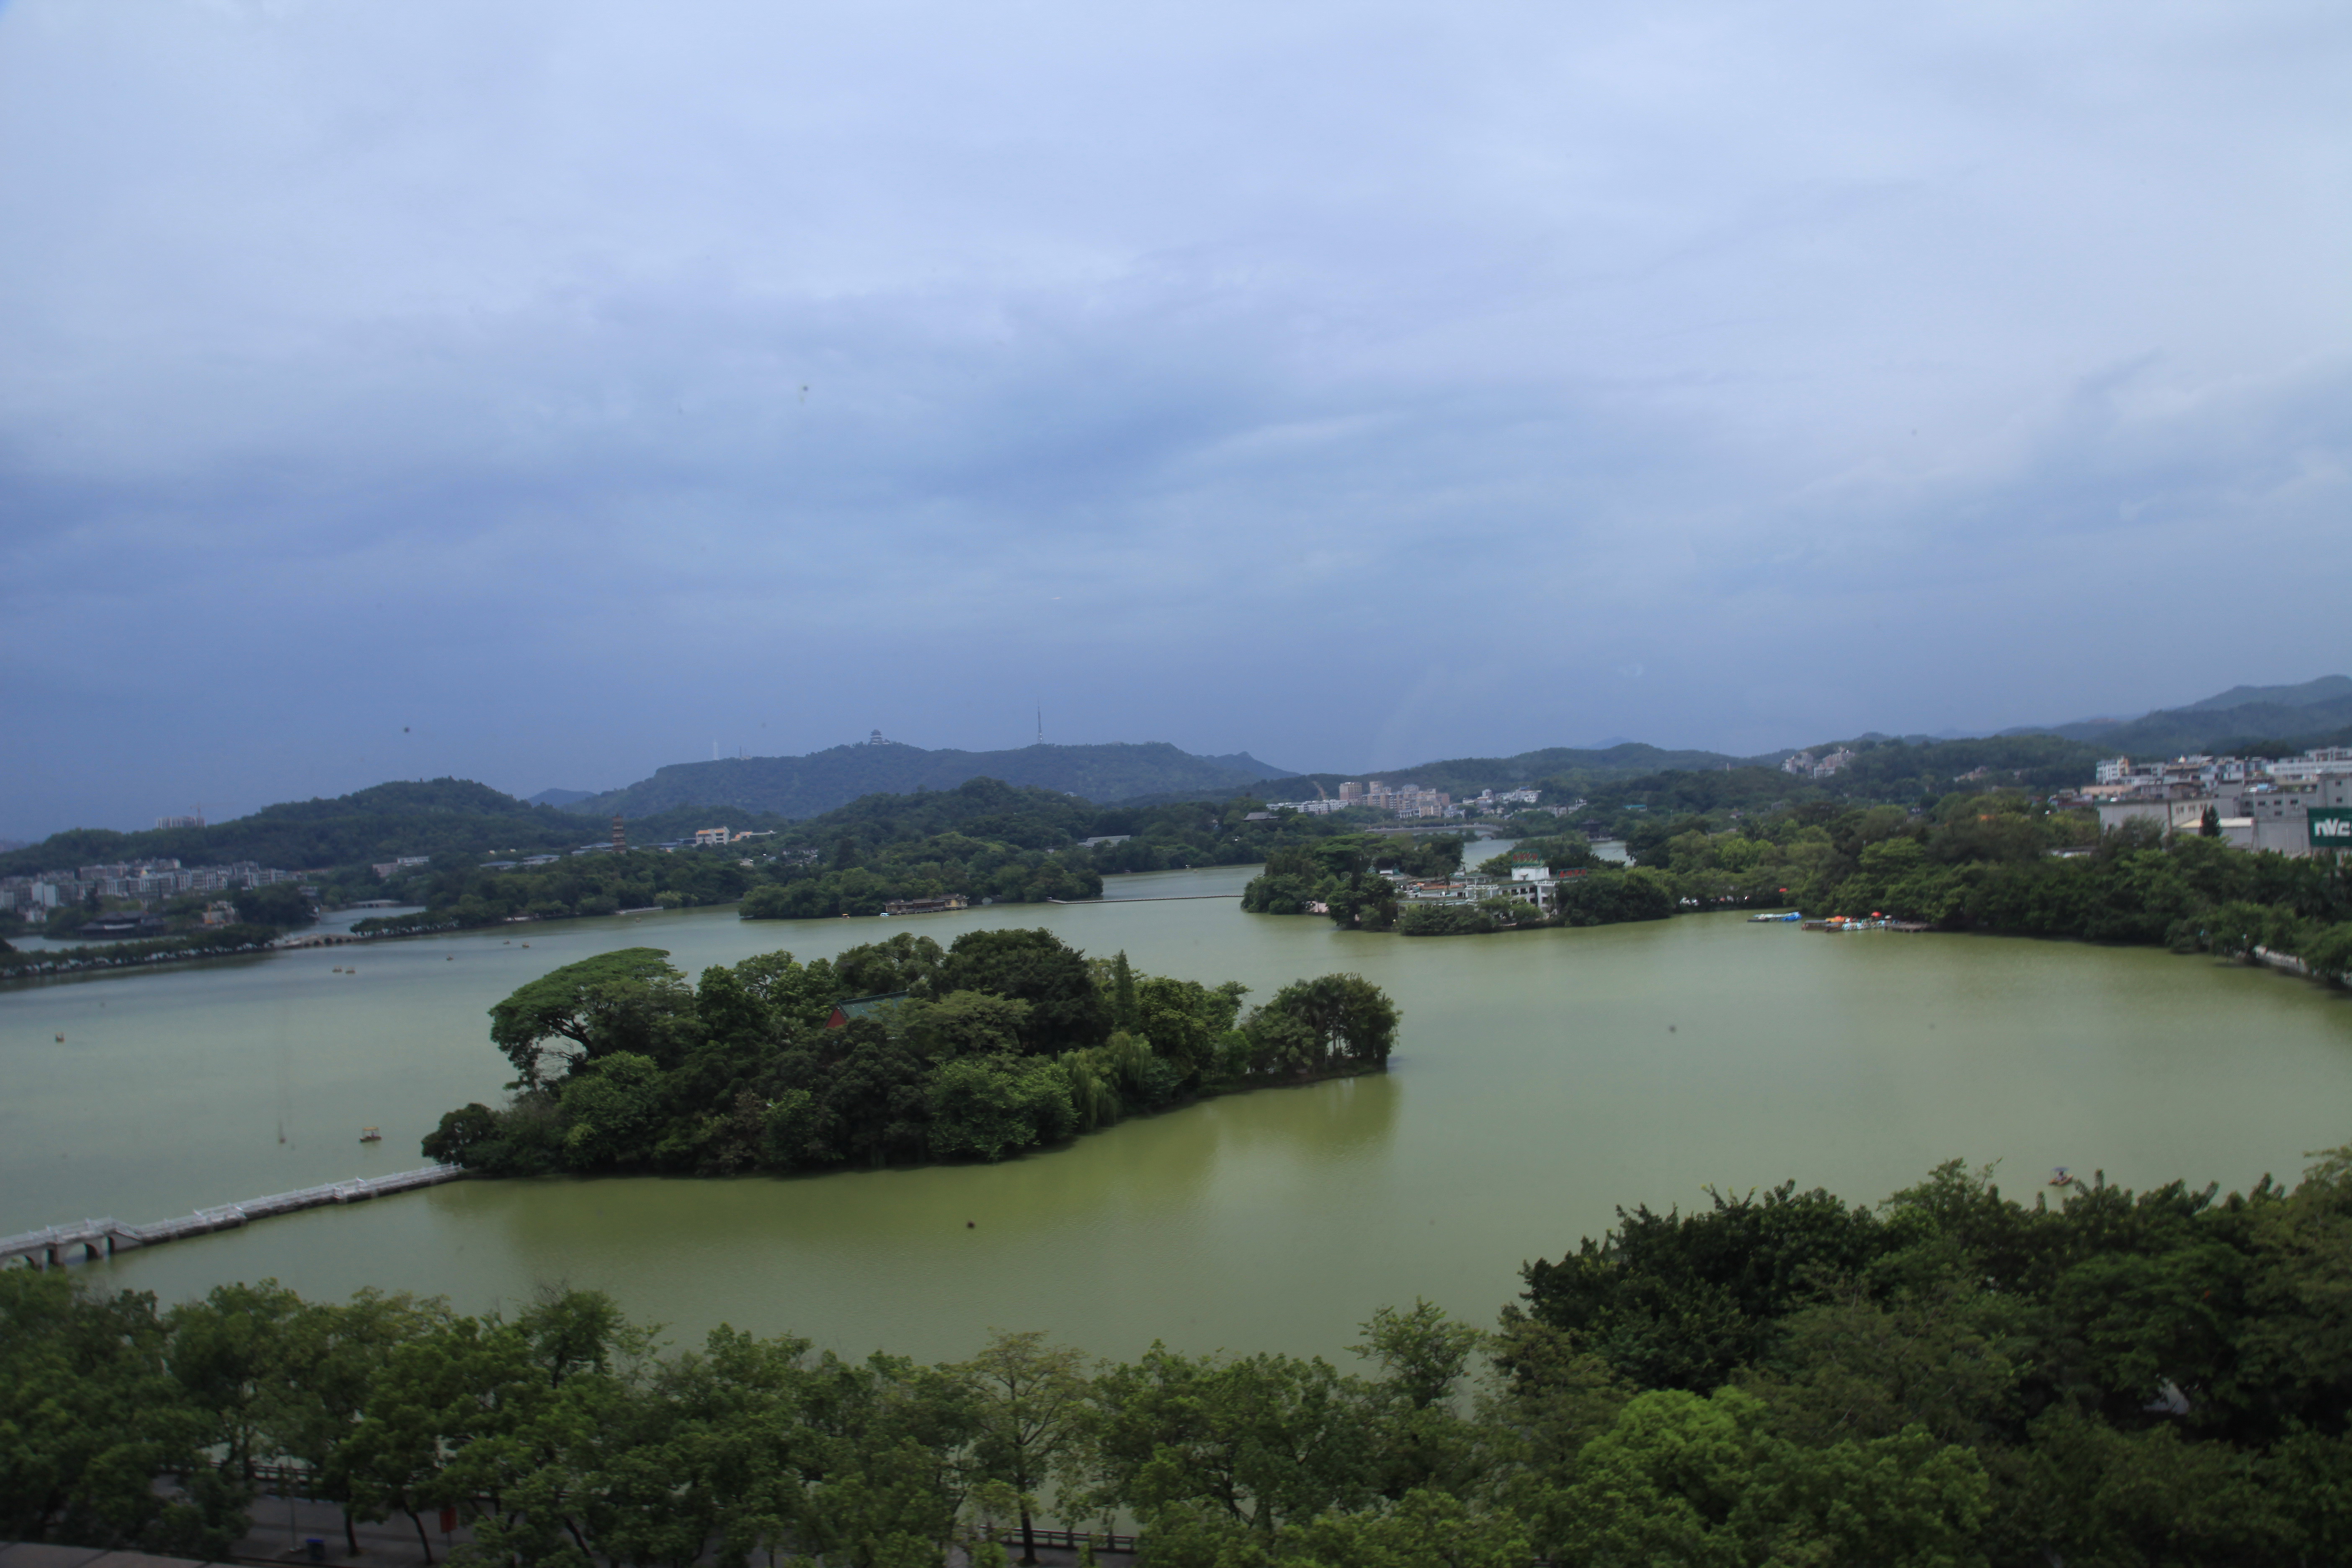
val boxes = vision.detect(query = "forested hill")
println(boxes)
[2040,692,2352,758]
[1999,675,2352,755]
[567,741,1295,820]
[0,780,603,880]
[1264,743,1760,803]
[2180,673,2352,712]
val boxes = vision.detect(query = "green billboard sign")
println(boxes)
[2312,807,2352,851]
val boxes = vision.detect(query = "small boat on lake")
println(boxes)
[1748,911,1801,922]
[360,1126,382,1143]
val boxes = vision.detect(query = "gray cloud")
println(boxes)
[2,0,2347,832]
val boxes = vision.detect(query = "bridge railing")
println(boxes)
[977,1524,1140,1555]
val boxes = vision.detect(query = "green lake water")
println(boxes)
[6,866,2349,1364]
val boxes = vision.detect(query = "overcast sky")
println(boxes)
[3,0,2347,835]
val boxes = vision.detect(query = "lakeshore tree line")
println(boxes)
[347,779,1377,937]
[1241,792,2352,985]
[0,920,289,979]
[5,678,2346,923]
[13,761,2352,995]
[420,930,1398,1176]
[1,878,317,978]
[13,1149,2352,1566]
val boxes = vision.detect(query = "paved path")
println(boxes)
[9,1497,1129,1568]
[1049,893,1242,903]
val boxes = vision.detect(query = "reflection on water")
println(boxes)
[4,868,2345,1364]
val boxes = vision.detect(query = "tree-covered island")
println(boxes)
[423,929,1398,1175]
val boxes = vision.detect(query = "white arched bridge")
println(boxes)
[0,1164,466,1269]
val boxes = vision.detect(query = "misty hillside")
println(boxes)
[567,741,1296,820]
[1258,743,1759,804]
[2180,675,2352,713]
[0,779,599,880]
[2079,698,2352,758]
[2003,679,2352,757]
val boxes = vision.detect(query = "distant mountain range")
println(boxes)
[10,676,2347,878]
[548,741,1298,821]
[530,677,2352,823]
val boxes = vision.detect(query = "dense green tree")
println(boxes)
[2303,921,2352,985]
[270,1289,445,1555]
[1349,1300,1490,1501]
[1087,1344,1377,1535]
[1108,949,1140,1032]
[1240,871,1320,914]
[1475,836,1599,878]
[0,1270,242,1555]
[1259,1488,1534,1568]
[962,1332,1093,1563]
[936,929,1110,1054]
[230,880,315,928]
[1130,974,1248,1080]
[485,947,693,1087]
[700,949,842,1038]
[558,1052,669,1167]
[1519,1182,1890,1393]
[1245,974,1399,1072]
[807,1018,935,1167]
[1321,870,1399,931]
[165,1280,307,1485]
[926,1055,1075,1162]
[902,990,1033,1060]
[1552,1386,1990,1567]
[1550,868,1677,926]
[836,933,947,998]
[1397,902,1509,936]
